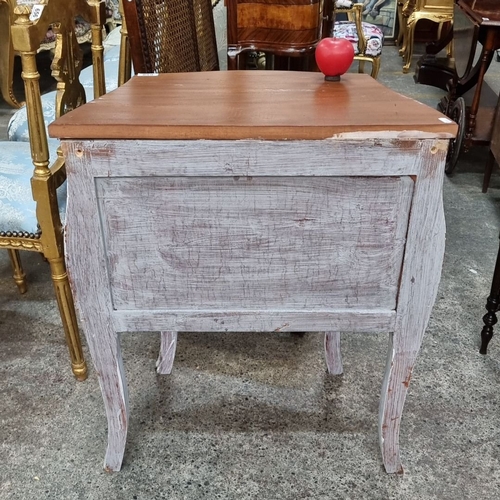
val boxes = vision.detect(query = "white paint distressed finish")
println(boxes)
[156,331,178,375]
[67,138,430,177]
[111,309,396,333]
[324,332,343,375]
[61,137,448,473]
[98,176,413,312]
[378,144,447,474]
[64,148,129,472]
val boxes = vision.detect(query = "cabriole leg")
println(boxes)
[156,331,178,374]
[94,332,128,472]
[379,333,417,474]
[324,331,343,375]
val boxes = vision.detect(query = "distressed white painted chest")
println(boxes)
[49,71,456,473]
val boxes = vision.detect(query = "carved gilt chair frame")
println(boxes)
[0,0,22,108]
[330,1,383,79]
[1,0,106,381]
[399,0,453,73]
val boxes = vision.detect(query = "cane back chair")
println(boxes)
[0,0,106,381]
[122,0,219,74]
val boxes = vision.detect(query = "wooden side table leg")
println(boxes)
[480,237,500,354]
[379,143,446,473]
[379,336,418,474]
[324,331,343,375]
[156,331,178,374]
[63,144,129,471]
[93,332,128,472]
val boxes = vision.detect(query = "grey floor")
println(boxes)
[2,46,500,499]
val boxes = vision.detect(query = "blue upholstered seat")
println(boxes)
[7,44,121,142]
[0,140,62,233]
[2,31,121,233]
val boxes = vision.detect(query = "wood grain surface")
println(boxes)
[49,72,457,140]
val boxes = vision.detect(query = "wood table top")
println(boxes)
[458,0,500,25]
[49,71,457,141]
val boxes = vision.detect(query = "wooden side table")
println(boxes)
[49,71,456,473]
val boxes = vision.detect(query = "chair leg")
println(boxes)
[8,249,27,294]
[227,53,238,70]
[324,331,343,375]
[371,57,381,79]
[156,331,178,374]
[483,150,496,193]
[402,21,417,73]
[358,60,366,74]
[48,256,87,381]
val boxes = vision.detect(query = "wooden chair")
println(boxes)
[121,0,219,74]
[399,0,453,73]
[0,0,106,381]
[330,1,384,79]
[226,0,325,71]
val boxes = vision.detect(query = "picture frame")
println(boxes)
[361,0,399,41]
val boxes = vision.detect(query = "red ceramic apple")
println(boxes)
[315,37,355,81]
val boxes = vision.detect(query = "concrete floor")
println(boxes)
[2,46,500,499]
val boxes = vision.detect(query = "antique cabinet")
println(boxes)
[49,71,456,473]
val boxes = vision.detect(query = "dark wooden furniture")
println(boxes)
[226,0,326,70]
[480,100,500,354]
[420,0,500,176]
[49,71,455,473]
[121,0,219,73]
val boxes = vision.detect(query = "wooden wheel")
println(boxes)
[445,97,466,175]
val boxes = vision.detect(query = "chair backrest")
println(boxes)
[122,0,219,74]
[404,0,452,14]
[0,0,21,108]
[117,0,132,85]
[226,0,324,58]
[9,0,105,239]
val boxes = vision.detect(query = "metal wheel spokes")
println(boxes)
[445,97,466,175]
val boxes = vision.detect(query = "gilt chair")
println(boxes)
[226,0,325,71]
[399,0,453,73]
[0,0,22,108]
[330,0,384,79]
[121,0,219,74]
[0,0,106,381]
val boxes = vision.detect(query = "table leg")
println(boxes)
[63,144,129,471]
[156,331,178,374]
[324,331,343,375]
[379,144,446,473]
[90,331,129,472]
